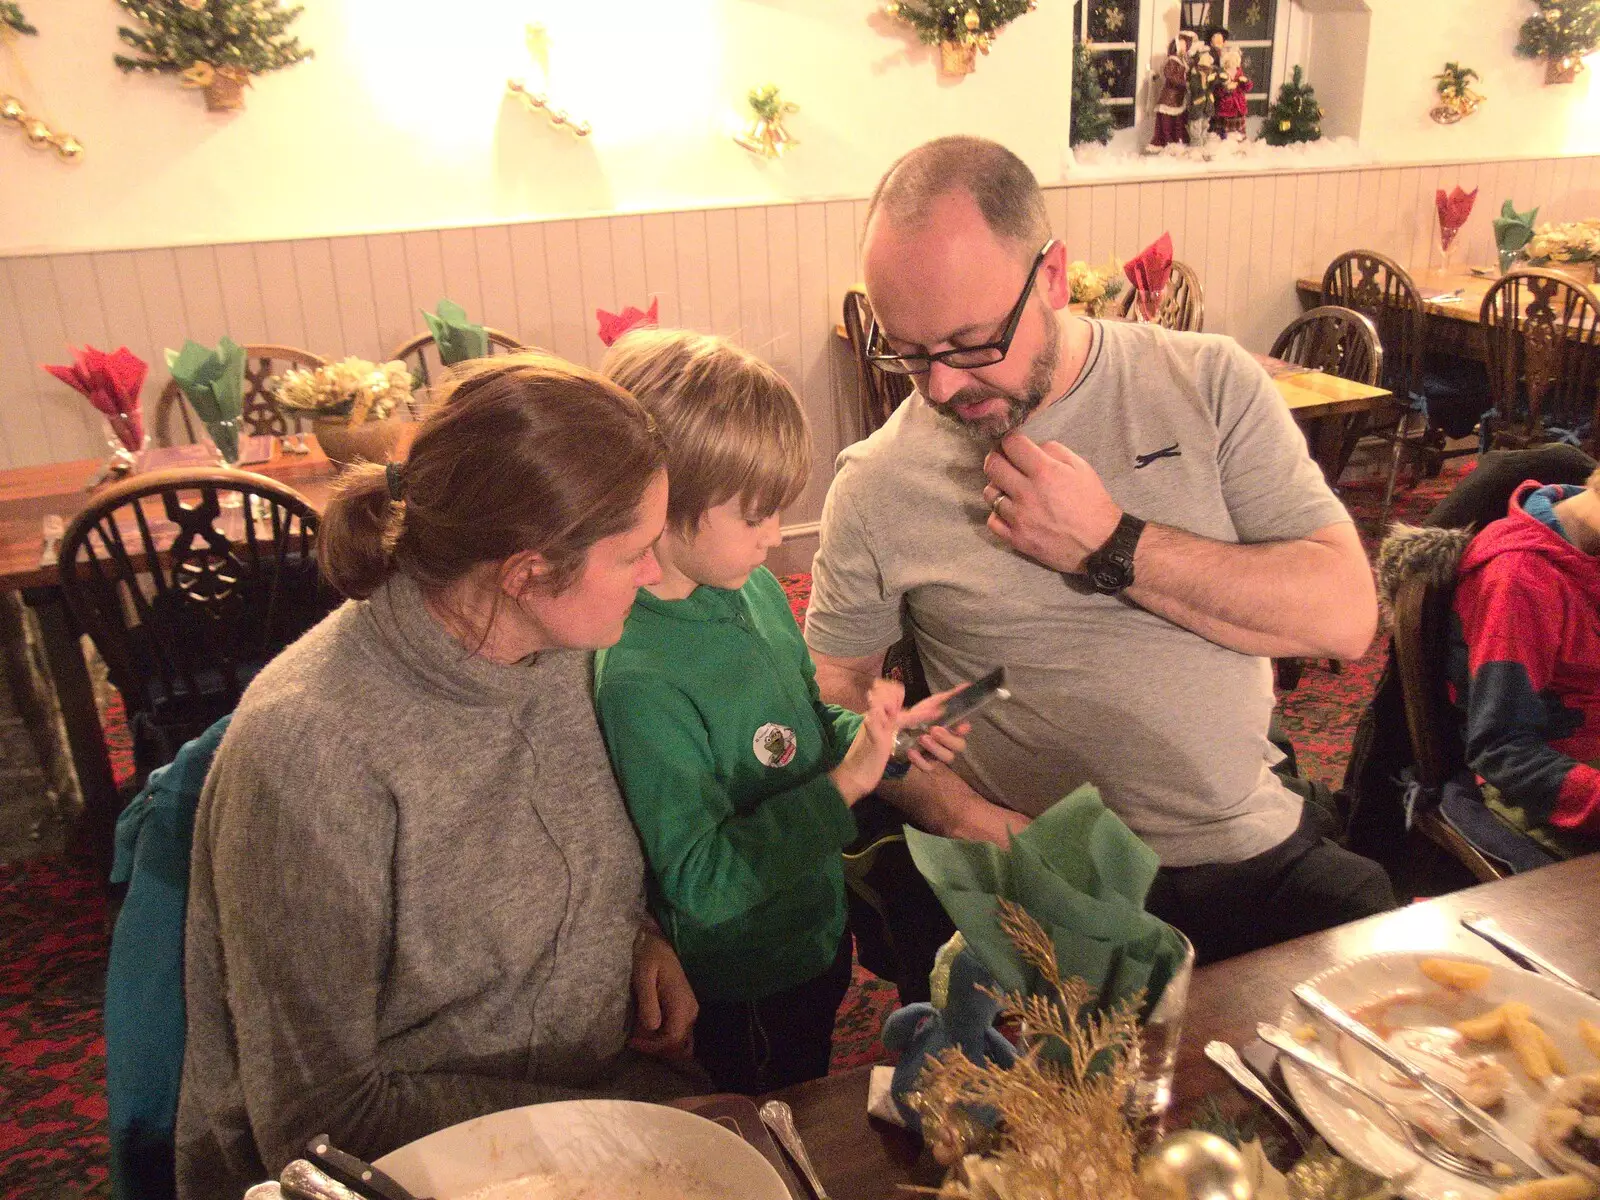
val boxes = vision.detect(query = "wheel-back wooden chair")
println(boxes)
[154,345,326,448]
[842,288,915,439]
[1268,306,1382,691]
[1480,267,1600,456]
[1117,259,1205,332]
[1320,250,1443,497]
[1390,571,1509,883]
[387,328,527,417]
[57,467,336,784]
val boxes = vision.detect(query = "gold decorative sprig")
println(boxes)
[902,900,1146,1200]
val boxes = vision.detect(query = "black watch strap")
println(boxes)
[1084,512,1146,595]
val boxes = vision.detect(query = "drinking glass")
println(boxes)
[1129,931,1197,1147]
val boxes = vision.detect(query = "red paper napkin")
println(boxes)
[596,298,660,347]
[1436,186,1478,252]
[1124,232,1174,300]
[42,345,147,451]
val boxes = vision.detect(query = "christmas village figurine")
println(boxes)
[1145,30,1196,153]
[1184,42,1217,150]
[1207,27,1251,140]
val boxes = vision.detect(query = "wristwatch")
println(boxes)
[1082,512,1146,595]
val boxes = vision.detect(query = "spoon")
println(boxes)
[758,1099,831,1200]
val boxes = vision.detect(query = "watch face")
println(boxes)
[1090,558,1132,593]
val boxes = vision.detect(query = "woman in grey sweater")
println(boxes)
[176,355,703,1199]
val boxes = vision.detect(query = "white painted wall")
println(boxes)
[0,0,1077,255]
[1351,1,1600,161]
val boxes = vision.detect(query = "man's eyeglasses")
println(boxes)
[865,239,1058,376]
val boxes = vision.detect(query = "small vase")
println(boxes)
[207,418,244,508]
[939,40,978,76]
[204,68,250,112]
[1498,247,1523,275]
[313,414,406,468]
[1546,56,1581,85]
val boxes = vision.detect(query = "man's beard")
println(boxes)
[931,304,1061,441]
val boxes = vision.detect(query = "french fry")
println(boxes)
[1537,1022,1572,1075]
[1457,1005,1511,1042]
[1494,1176,1600,1200]
[1421,957,1495,991]
[1581,1019,1600,1060]
[1507,1008,1556,1081]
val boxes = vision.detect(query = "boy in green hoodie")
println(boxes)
[595,329,966,1094]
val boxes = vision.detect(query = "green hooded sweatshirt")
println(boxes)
[594,567,861,1002]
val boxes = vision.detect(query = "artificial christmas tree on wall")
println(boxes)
[114,0,312,112]
[1,3,35,36]
[884,0,1037,76]
[1263,64,1321,145]
[1516,0,1600,83]
[1070,41,1116,147]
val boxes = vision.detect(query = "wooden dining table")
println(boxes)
[0,440,348,868]
[1296,266,1536,364]
[770,854,1600,1200]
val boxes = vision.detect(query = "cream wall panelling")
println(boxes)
[4,156,1600,510]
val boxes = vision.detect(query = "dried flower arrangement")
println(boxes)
[1067,259,1127,317]
[274,358,412,423]
[903,899,1146,1200]
[1524,218,1600,265]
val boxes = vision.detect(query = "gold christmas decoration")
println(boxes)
[1136,1132,1251,1200]
[733,83,797,158]
[178,0,205,8]
[1430,61,1484,123]
[114,0,312,111]
[885,1,901,13]
[884,0,1036,77]
[0,92,83,160]
[964,7,982,30]
[902,901,1147,1200]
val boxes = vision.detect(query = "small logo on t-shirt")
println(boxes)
[1134,443,1182,468]
[753,723,798,768]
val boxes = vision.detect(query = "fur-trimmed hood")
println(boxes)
[1375,524,1472,616]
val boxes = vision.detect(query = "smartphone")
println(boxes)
[890,667,1010,761]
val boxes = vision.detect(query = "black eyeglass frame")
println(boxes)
[864,239,1059,375]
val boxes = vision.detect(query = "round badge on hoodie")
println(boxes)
[753,722,798,768]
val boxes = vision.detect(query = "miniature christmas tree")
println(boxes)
[1,3,36,36]
[1070,41,1116,147]
[1516,0,1600,82]
[1263,65,1322,146]
[114,0,312,112]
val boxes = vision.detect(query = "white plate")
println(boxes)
[1278,951,1600,1200]
[372,1099,791,1200]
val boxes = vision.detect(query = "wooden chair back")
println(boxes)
[154,345,327,448]
[1270,305,1384,386]
[1480,267,1600,453]
[1321,250,1425,402]
[57,467,334,778]
[842,288,915,439]
[386,328,527,415]
[1117,259,1205,332]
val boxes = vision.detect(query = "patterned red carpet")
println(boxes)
[0,460,1468,1198]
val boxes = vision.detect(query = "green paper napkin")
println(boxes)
[1493,199,1539,258]
[165,338,245,459]
[422,298,489,366]
[906,785,1190,1019]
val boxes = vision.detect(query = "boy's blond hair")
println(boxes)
[601,329,811,534]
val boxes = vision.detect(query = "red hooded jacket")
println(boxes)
[1453,480,1600,834]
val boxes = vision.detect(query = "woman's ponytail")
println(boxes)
[319,462,402,599]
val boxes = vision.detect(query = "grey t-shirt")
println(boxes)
[805,319,1353,867]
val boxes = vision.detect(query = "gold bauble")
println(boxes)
[1137,1131,1252,1200]
[25,119,53,148]
[964,7,981,29]
[53,134,83,160]
[885,1,900,13]
[0,94,25,123]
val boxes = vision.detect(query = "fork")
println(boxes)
[1258,1023,1523,1183]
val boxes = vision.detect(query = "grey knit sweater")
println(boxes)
[176,575,699,1200]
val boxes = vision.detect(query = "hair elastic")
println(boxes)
[386,461,407,502]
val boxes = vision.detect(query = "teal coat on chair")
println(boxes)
[105,716,230,1200]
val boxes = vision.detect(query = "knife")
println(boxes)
[1460,912,1600,1002]
[305,1137,429,1200]
[1293,983,1552,1180]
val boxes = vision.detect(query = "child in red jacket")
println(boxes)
[1453,473,1600,852]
